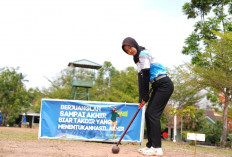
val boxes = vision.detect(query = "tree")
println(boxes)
[101,61,116,88]
[42,61,138,103]
[180,31,232,148]
[92,66,139,103]
[109,66,139,103]
[182,0,232,148]
[43,65,97,100]
[0,67,35,126]
[188,109,205,131]
[182,0,232,65]
[177,106,196,143]
[91,61,116,101]
[30,88,44,113]
[169,66,205,108]
[202,120,223,145]
[168,66,204,142]
[42,68,73,99]
[163,105,173,140]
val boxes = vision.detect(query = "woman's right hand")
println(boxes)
[139,100,146,109]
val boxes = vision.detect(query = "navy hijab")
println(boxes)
[122,37,145,64]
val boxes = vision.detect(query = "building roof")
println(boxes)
[20,113,40,116]
[68,59,102,70]
[204,109,222,123]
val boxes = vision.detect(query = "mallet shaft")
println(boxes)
[116,88,152,146]
[116,108,140,146]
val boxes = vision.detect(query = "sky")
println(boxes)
[0,0,194,89]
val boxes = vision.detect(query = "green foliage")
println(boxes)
[169,65,204,108]
[41,61,138,103]
[184,109,206,131]
[110,67,139,102]
[90,65,139,103]
[182,0,212,19]
[182,0,232,65]
[179,31,232,147]
[27,88,44,113]
[42,68,75,99]
[229,108,232,119]
[206,90,224,108]
[182,33,200,55]
[229,2,232,14]
[31,104,41,113]
[190,32,232,92]
[90,61,116,101]
[171,106,206,132]
[166,65,205,139]
[201,120,223,145]
[160,112,168,132]
[0,67,36,126]
[182,130,188,140]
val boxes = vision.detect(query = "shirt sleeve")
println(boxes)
[141,69,150,102]
[138,73,143,103]
[139,53,150,102]
[139,53,150,70]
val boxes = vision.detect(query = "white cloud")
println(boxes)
[0,0,194,89]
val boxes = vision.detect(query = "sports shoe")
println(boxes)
[138,146,150,153]
[141,147,163,156]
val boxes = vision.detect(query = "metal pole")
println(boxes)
[173,103,177,142]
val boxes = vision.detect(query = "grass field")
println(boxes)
[0,127,231,157]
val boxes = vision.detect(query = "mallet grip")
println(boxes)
[138,100,146,109]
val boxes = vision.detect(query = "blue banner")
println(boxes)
[39,99,145,144]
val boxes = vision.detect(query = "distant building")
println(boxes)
[204,109,232,133]
[204,109,222,124]
[17,112,40,128]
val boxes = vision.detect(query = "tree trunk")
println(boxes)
[168,123,171,141]
[221,0,226,33]
[3,109,7,126]
[180,116,183,144]
[220,92,229,148]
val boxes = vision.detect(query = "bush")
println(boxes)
[182,131,187,139]
[226,141,231,148]
[201,121,223,145]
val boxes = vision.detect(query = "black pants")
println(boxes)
[145,76,174,148]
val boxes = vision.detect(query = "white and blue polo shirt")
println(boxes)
[137,50,167,82]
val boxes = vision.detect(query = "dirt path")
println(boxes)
[0,127,230,157]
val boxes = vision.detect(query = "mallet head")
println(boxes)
[112,145,120,154]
